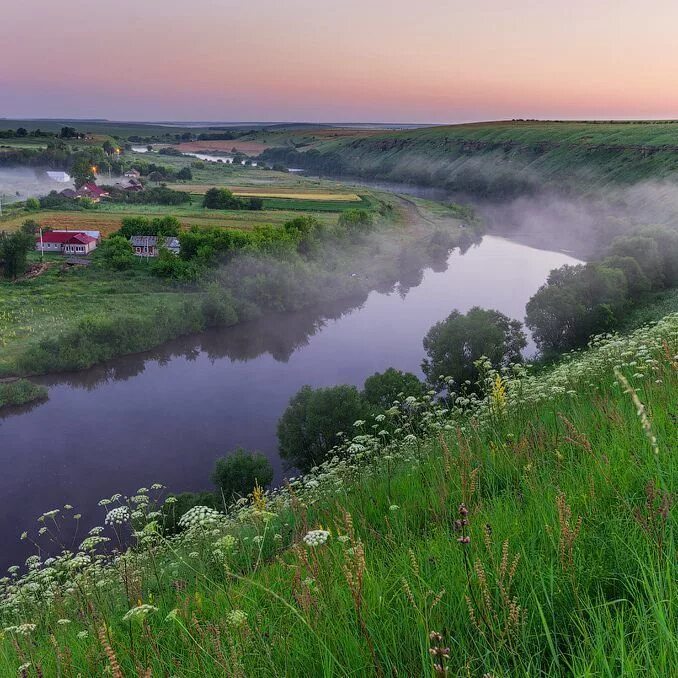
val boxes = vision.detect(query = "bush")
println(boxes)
[24,197,40,211]
[363,368,426,408]
[278,385,367,471]
[97,235,135,271]
[211,449,274,502]
[0,380,48,409]
[422,307,526,387]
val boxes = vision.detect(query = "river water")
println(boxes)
[0,235,579,568]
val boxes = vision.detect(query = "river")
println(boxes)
[0,235,579,568]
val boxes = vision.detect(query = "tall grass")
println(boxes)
[0,315,675,675]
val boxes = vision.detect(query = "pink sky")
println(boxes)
[3,0,678,122]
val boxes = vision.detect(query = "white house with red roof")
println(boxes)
[36,231,98,255]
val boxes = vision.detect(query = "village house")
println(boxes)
[124,168,141,179]
[46,171,71,182]
[75,182,109,202]
[130,235,181,257]
[36,231,98,255]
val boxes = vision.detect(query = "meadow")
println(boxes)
[0,314,674,675]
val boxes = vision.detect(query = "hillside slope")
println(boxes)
[262,121,678,197]
[1,314,676,676]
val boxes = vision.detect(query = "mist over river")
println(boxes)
[0,235,579,568]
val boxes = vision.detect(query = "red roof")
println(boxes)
[77,182,108,198]
[39,231,96,244]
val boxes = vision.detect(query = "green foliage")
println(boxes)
[211,449,274,502]
[69,157,96,188]
[338,208,373,236]
[119,186,191,206]
[116,216,180,239]
[202,187,241,210]
[0,379,47,409]
[176,166,193,181]
[20,219,40,235]
[422,307,526,387]
[24,197,40,211]
[526,263,627,355]
[202,187,262,211]
[278,384,367,471]
[0,230,35,279]
[362,367,425,408]
[97,235,135,271]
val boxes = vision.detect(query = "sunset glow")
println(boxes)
[4,0,678,121]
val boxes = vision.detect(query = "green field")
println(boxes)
[0,313,674,675]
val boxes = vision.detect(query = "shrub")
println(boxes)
[278,385,367,471]
[363,368,425,408]
[422,307,526,387]
[211,449,274,502]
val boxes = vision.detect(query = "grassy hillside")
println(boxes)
[262,121,678,196]
[1,314,675,675]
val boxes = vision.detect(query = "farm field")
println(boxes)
[0,205,341,237]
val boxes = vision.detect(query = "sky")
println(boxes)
[3,0,678,123]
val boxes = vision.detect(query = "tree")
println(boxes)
[20,219,40,235]
[608,235,664,289]
[0,231,35,280]
[97,235,135,270]
[102,140,115,155]
[363,368,425,408]
[60,126,78,139]
[278,385,367,471]
[24,197,40,211]
[70,157,96,188]
[422,307,526,388]
[203,187,240,210]
[338,209,373,236]
[525,263,627,354]
[176,166,193,181]
[211,449,274,502]
[16,127,28,137]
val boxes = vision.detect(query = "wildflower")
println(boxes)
[104,506,130,526]
[165,608,180,622]
[303,529,330,547]
[4,623,36,636]
[77,630,89,639]
[389,505,400,512]
[178,506,223,530]
[226,609,248,628]
[56,619,71,625]
[122,604,158,622]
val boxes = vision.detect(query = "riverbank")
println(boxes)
[0,192,479,378]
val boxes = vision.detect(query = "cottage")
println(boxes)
[46,171,71,183]
[36,231,98,255]
[124,169,141,179]
[53,229,101,242]
[130,235,181,257]
[75,182,109,202]
[59,188,78,198]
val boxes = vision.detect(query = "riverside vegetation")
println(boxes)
[0,314,675,675]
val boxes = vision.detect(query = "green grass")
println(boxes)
[0,257,197,376]
[0,315,675,675]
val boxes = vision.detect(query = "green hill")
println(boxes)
[1,313,675,676]
[262,121,678,196]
